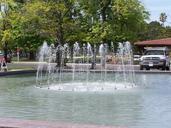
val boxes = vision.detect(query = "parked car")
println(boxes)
[133,54,141,65]
[139,47,170,70]
[134,54,141,61]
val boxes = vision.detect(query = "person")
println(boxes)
[0,58,7,72]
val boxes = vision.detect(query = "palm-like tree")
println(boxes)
[160,12,167,26]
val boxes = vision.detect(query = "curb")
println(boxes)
[0,70,37,77]
[0,69,171,77]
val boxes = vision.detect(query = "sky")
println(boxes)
[140,0,171,25]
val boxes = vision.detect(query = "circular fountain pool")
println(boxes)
[1,73,171,128]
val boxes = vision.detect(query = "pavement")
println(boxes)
[7,61,141,70]
[7,61,39,70]
[0,118,125,128]
[0,61,169,76]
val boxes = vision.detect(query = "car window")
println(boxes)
[145,50,165,55]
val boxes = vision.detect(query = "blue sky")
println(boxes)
[140,0,171,25]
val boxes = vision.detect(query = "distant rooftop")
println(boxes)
[135,38,171,46]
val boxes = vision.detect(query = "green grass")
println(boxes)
[12,57,36,62]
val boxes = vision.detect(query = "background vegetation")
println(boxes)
[0,0,171,60]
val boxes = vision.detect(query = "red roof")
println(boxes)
[135,38,171,46]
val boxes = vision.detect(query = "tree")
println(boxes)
[0,0,17,61]
[160,12,167,26]
[78,0,149,44]
[112,0,149,42]
[138,21,171,41]
[75,0,148,68]
[1,0,149,64]
[9,0,52,59]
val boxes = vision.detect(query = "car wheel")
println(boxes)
[161,62,167,70]
[162,66,166,70]
[146,67,150,70]
[166,66,170,71]
[140,65,143,70]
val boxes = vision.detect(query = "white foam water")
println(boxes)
[37,82,136,92]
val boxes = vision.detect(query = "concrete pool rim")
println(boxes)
[0,69,171,77]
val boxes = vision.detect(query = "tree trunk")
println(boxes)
[56,46,62,68]
[29,51,35,60]
[3,42,8,62]
[56,21,64,68]
[91,44,96,69]
[101,0,111,22]
[70,44,74,63]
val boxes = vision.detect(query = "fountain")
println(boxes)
[0,40,170,128]
[36,41,136,92]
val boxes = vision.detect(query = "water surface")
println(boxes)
[0,73,171,128]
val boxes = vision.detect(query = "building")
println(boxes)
[135,38,171,55]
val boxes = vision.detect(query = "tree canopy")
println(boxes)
[0,0,160,57]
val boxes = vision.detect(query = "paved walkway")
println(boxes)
[0,61,169,76]
[7,61,171,72]
[7,61,141,70]
[0,118,125,128]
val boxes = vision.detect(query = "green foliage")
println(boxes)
[138,21,171,41]
[0,0,17,48]
[160,12,167,26]
[0,0,150,54]
[112,0,149,41]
